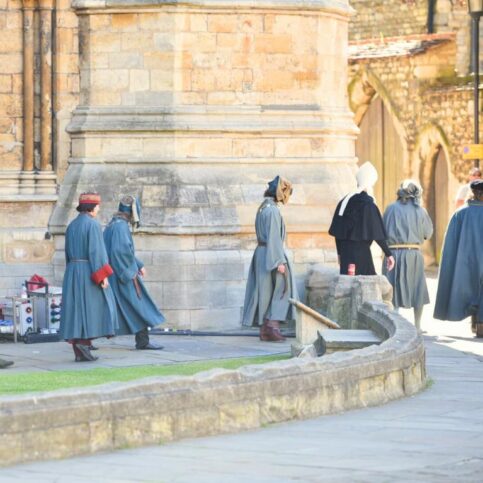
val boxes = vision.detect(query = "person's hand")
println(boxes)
[277,264,286,274]
[139,267,146,277]
[386,256,395,272]
[100,278,109,289]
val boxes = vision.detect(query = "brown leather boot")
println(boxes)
[264,320,286,342]
[259,320,270,341]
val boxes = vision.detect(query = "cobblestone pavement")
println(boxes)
[0,276,482,482]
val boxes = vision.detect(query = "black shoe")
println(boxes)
[136,342,164,350]
[88,344,99,351]
[0,359,14,369]
[76,344,98,362]
[75,355,97,362]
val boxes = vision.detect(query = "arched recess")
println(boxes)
[413,124,451,264]
[349,70,408,211]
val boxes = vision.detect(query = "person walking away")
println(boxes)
[434,179,483,337]
[382,180,433,332]
[329,161,395,275]
[60,193,118,362]
[104,196,165,350]
[242,176,298,342]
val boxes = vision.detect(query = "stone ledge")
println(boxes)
[0,301,424,467]
[72,0,353,15]
[67,106,358,135]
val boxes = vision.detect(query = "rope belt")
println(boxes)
[257,242,267,247]
[70,259,88,262]
[389,244,420,250]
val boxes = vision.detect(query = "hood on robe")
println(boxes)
[397,179,423,206]
[267,176,293,205]
[117,195,142,228]
[338,162,378,216]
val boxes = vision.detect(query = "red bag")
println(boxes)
[27,274,49,291]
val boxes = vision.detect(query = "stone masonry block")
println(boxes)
[152,251,195,266]
[109,53,142,69]
[189,308,242,331]
[134,235,195,251]
[254,34,292,54]
[194,250,241,265]
[129,69,150,92]
[188,14,208,32]
[208,14,237,34]
[162,281,226,310]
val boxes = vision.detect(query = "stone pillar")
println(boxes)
[21,0,36,174]
[51,0,358,330]
[39,0,54,172]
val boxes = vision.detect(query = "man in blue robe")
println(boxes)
[434,179,483,337]
[60,192,118,362]
[104,196,165,350]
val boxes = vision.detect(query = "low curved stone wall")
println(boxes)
[0,300,424,467]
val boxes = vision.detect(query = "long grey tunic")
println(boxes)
[382,200,433,309]
[242,198,297,327]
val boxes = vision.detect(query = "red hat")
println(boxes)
[78,192,101,206]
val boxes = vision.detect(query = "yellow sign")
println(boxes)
[463,144,483,160]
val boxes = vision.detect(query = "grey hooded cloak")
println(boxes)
[242,198,297,326]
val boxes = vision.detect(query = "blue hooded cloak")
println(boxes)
[104,215,165,335]
[434,200,483,321]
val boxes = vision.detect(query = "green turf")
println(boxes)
[0,354,290,395]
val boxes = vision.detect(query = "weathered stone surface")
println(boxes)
[45,0,357,328]
[0,294,425,467]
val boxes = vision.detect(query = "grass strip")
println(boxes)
[0,354,290,395]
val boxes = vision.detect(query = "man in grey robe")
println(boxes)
[434,179,483,337]
[242,176,297,341]
[382,180,433,331]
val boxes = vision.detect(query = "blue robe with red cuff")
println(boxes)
[103,216,165,336]
[60,213,118,340]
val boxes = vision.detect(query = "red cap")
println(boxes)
[78,192,101,205]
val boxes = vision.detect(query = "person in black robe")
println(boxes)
[329,162,395,275]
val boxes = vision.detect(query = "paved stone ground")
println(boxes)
[0,275,482,482]
[0,332,291,372]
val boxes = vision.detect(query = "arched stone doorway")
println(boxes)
[429,148,449,263]
[416,127,451,264]
[355,95,404,211]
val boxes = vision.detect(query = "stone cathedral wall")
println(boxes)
[48,0,357,329]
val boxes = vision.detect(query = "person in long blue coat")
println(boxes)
[434,179,483,338]
[104,196,165,350]
[242,176,298,342]
[60,193,118,362]
[382,180,433,332]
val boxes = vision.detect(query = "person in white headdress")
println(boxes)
[329,162,395,275]
[382,180,433,331]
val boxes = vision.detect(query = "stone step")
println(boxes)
[320,329,382,352]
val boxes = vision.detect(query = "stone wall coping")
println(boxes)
[67,106,358,135]
[0,195,58,203]
[0,302,423,435]
[72,0,353,16]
